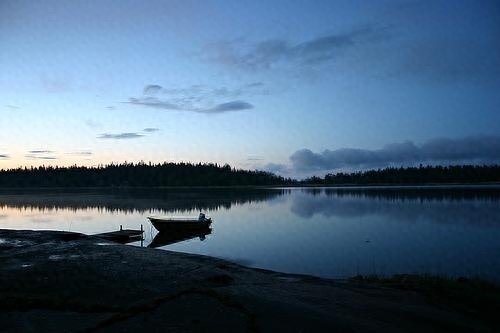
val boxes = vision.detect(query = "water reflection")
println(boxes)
[324,186,500,202]
[292,187,500,226]
[0,188,286,214]
[149,227,212,248]
[1,186,499,280]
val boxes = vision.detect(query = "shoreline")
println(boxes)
[0,182,500,191]
[1,229,498,332]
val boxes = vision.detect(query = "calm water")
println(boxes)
[1,186,499,281]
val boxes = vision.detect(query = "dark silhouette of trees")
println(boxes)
[1,163,498,188]
[0,162,294,188]
[302,165,500,185]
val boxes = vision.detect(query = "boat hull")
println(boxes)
[148,217,212,233]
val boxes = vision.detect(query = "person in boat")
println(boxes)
[198,212,206,222]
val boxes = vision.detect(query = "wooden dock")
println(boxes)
[94,225,144,244]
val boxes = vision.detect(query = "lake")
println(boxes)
[1,186,499,281]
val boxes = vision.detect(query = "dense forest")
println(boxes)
[0,162,293,187]
[302,165,500,185]
[0,163,499,187]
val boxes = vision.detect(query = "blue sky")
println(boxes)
[1,0,499,177]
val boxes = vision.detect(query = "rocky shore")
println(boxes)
[0,229,497,332]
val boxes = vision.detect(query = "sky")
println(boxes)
[1,0,500,178]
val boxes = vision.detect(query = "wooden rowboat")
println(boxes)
[148,216,212,233]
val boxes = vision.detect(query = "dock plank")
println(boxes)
[94,229,144,243]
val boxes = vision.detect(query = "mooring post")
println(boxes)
[120,225,122,231]
[140,224,144,247]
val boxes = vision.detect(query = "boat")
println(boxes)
[148,214,212,233]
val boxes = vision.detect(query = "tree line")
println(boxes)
[0,162,293,187]
[302,165,500,185]
[0,163,499,187]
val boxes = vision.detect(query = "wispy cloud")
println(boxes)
[125,83,261,114]
[290,136,500,172]
[97,127,161,140]
[202,27,381,71]
[97,133,145,140]
[143,84,162,95]
[5,104,20,110]
[203,6,500,84]
[127,97,181,111]
[143,128,160,133]
[25,150,58,160]
[126,97,253,113]
[28,150,55,154]
[0,154,10,160]
[247,155,264,161]
[65,151,93,156]
[245,82,264,88]
[25,155,58,160]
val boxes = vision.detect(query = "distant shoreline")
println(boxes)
[0,182,500,191]
[2,163,499,188]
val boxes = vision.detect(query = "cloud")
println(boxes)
[28,150,55,154]
[105,106,116,110]
[98,133,145,140]
[290,136,500,172]
[0,154,10,160]
[209,100,253,113]
[5,104,20,110]
[25,150,58,160]
[127,97,181,110]
[126,83,263,114]
[143,128,160,133]
[143,84,162,95]
[245,82,264,88]
[126,97,253,114]
[65,151,93,156]
[247,156,263,161]
[202,3,500,84]
[25,155,58,160]
[203,27,380,71]
[262,163,290,175]
[212,87,242,98]
[98,128,161,140]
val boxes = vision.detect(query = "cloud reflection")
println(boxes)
[291,187,500,226]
